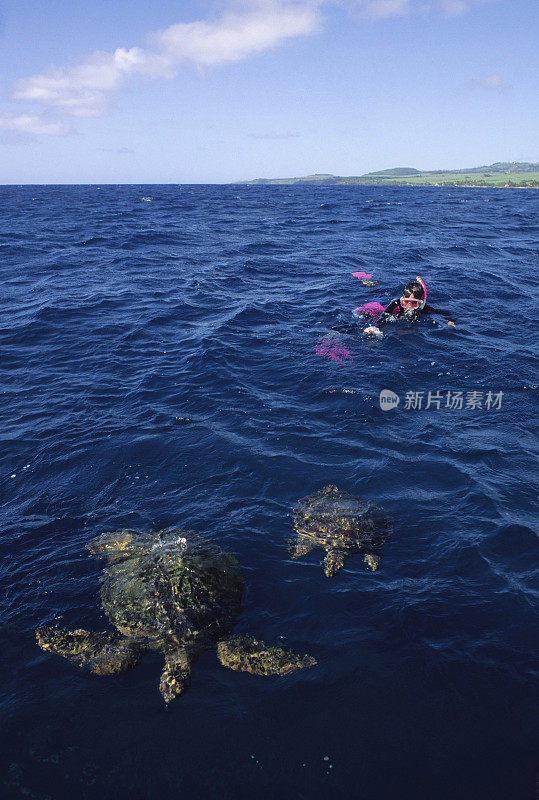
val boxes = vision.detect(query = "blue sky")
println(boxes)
[0,0,536,182]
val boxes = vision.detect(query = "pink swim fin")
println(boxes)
[352,271,372,281]
[353,301,385,318]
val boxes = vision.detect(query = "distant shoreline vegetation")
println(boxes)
[239,162,539,188]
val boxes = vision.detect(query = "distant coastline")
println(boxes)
[239,162,539,188]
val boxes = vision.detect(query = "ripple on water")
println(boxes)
[0,184,537,799]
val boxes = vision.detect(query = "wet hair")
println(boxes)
[402,280,424,299]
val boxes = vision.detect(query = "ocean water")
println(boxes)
[0,184,537,800]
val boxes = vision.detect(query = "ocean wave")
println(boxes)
[0,183,537,800]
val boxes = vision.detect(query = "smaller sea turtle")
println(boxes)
[36,528,315,703]
[291,485,393,576]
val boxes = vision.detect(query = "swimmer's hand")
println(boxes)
[447,321,456,328]
[363,326,383,338]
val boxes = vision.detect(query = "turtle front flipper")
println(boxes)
[35,627,143,675]
[216,635,316,676]
[291,533,316,559]
[324,548,347,576]
[159,647,195,704]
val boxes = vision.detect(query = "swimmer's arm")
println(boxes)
[424,304,456,327]
[331,322,359,334]
[380,300,399,321]
[363,300,399,337]
[363,313,388,336]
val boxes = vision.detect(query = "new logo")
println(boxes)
[379,389,400,411]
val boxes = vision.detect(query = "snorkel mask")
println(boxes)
[401,276,427,314]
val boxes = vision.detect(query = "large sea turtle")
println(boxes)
[291,485,393,576]
[36,528,315,703]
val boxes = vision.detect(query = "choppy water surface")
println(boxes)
[0,184,537,799]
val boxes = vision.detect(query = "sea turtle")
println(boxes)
[36,528,315,703]
[291,485,393,576]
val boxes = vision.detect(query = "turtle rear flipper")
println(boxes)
[35,627,143,675]
[364,553,381,571]
[159,647,194,704]
[217,635,316,676]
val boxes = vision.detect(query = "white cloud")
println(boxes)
[441,0,496,15]
[0,114,67,135]
[12,1,321,118]
[352,0,413,19]
[440,0,468,14]
[153,2,321,66]
[342,0,491,18]
[468,74,511,91]
[5,0,498,131]
[13,48,153,117]
[99,146,135,154]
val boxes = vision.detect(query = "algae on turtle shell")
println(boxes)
[291,485,393,576]
[36,528,315,703]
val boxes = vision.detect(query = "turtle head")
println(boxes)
[87,530,136,562]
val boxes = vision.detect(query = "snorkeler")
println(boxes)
[363,276,455,338]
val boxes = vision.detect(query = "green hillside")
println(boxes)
[241,162,539,187]
[363,167,421,177]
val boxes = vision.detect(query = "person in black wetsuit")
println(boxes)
[363,277,455,338]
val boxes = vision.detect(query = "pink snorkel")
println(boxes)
[416,275,427,309]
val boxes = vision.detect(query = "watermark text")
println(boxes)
[380,389,503,411]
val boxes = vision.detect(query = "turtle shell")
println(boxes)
[293,485,392,550]
[98,529,244,646]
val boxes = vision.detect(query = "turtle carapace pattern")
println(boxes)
[291,485,393,576]
[36,528,316,703]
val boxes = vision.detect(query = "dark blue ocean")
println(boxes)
[0,184,537,800]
